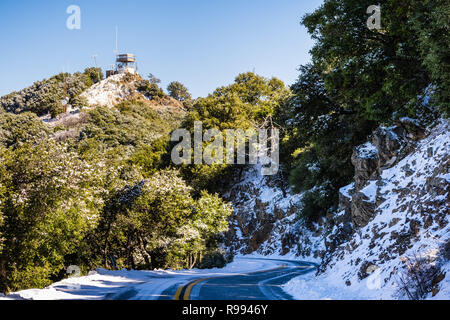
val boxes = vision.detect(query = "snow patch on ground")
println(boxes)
[339,182,354,199]
[1,257,285,300]
[360,180,377,202]
[80,74,136,107]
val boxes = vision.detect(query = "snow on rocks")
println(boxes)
[355,142,378,160]
[1,257,286,300]
[224,164,325,261]
[80,73,137,107]
[285,118,450,300]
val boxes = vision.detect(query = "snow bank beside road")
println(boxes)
[1,257,285,300]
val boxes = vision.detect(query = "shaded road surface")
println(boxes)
[5,258,315,300]
[107,258,316,300]
[163,258,316,300]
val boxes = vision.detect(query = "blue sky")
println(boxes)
[0,0,323,98]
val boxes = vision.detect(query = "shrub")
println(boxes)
[83,67,103,85]
[0,70,100,117]
[397,252,444,300]
[136,80,165,100]
[197,250,227,269]
[0,112,50,148]
[167,81,192,102]
[299,186,335,223]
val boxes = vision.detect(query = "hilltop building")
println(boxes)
[106,53,137,77]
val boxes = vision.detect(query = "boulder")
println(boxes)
[371,126,406,170]
[398,117,428,141]
[348,124,410,228]
[351,142,379,191]
[248,222,273,252]
[351,191,376,228]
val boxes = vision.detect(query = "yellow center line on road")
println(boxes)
[173,285,184,300]
[183,278,210,300]
[173,263,288,300]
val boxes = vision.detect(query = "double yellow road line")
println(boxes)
[173,264,287,300]
[174,278,210,300]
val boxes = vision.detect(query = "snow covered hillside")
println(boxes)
[224,165,324,262]
[80,73,136,107]
[284,119,449,300]
[80,72,184,114]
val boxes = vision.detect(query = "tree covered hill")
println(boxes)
[0,68,102,117]
[0,0,448,299]
[0,71,232,293]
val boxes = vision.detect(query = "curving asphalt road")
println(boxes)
[107,258,316,300]
[163,258,316,300]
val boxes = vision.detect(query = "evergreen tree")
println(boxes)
[279,0,448,221]
[0,140,103,292]
[167,81,192,102]
[148,73,161,85]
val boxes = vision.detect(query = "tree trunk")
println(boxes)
[0,258,9,294]
[189,253,197,269]
[138,235,152,268]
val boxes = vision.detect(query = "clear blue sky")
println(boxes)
[0,0,323,98]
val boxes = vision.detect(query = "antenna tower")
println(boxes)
[92,54,98,68]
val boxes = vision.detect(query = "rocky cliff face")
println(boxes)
[316,118,449,299]
[224,165,324,261]
[341,118,429,229]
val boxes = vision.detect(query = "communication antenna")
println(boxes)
[92,54,98,68]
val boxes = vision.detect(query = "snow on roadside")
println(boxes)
[1,257,286,300]
[284,272,373,300]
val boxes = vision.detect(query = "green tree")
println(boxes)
[95,169,232,270]
[167,81,192,103]
[278,0,450,221]
[0,112,50,148]
[137,80,165,100]
[83,67,104,86]
[0,140,103,292]
[148,73,161,85]
[0,147,6,257]
[410,0,450,116]
[180,72,290,193]
[301,0,437,122]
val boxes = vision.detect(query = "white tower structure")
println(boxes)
[116,53,137,74]
[106,27,138,77]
